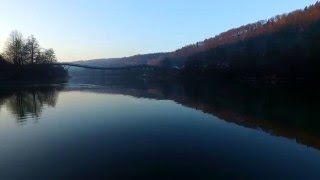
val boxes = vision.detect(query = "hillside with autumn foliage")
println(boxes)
[145,2,320,80]
[71,2,320,81]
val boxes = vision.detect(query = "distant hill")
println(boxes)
[72,53,168,67]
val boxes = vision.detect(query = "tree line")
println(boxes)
[0,31,68,80]
[1,30,57,66]
[148,1,320,81]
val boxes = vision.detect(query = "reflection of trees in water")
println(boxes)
[175,82,320,150]
[78,77,320,150]
[1,86,62,124]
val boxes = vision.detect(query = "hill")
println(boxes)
[72,53,168,67]
[70,2,320,81]
[147,1,320,80]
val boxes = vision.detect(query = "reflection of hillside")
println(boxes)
[169,83,320,150]
[0,85,63,123]
[171,84,320,150]
[69,77,320,150]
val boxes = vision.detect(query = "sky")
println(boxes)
[0,0,317,62]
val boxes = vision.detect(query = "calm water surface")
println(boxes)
[0,79,320,179]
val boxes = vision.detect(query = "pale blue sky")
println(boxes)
[0,0,317,62]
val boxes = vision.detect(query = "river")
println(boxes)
[0,77,319,179]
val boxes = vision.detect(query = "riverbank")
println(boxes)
[0,64,68,82]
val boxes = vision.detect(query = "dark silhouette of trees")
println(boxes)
[0,31,67,81]
[42,48,57,63]
[25,35,40,64]
[0,54,7,64]
[3,30,25,66]
[2,31,58,66]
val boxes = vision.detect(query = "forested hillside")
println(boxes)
[148,1,320,80]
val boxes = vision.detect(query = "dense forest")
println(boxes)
[0,31,67,81]
[147,2,320,81]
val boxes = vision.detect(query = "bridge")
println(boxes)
[53,63,160,71]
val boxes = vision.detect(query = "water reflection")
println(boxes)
[69,77,320,150]
[0,85,63,124]
[1,77,320,151]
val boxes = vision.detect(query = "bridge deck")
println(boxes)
[54,63,159,70]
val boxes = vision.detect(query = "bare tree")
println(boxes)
[25,35,40,64]
[34,48,57,64]
[3,30,25,66]
[34,48,43,64]
[42,48,57,63]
